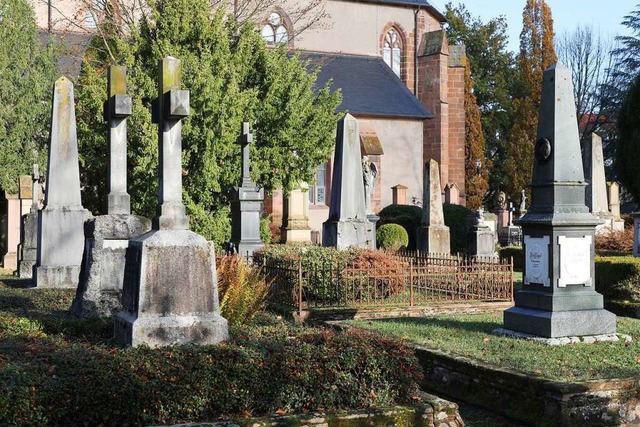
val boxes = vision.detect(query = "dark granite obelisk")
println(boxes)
[503,64,616,338]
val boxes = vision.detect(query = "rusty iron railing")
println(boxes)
[254,252,513,312]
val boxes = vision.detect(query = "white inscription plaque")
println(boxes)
[558,235,592,287]
[524,235,550,287]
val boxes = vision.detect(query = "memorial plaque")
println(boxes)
[558,235,592,287]
[524,235,550,287]
[19,175,32,199]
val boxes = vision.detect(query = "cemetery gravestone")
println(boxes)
[583,133,615,234]
[34,77,90,288]
[322,114,373,249]
[281,182,312,243]
[467,209,496,259]
[18,165,40,278]
[71,66,151,318]
[607,182,625,232]
[504,64,615,338]
[416,159,450,254]
[230,122,264,258]
[115,57,228,347]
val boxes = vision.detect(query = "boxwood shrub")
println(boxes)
[376,223,409,250]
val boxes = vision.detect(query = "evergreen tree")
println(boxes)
[444,2,515,205]
[0,0,56,193]
[617,72,640,202]
[503,0,556,201]
[464,61,489,210]
[76,0,341,244]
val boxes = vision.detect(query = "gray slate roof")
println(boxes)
[346,0,446,21]
[38,30,94,81]
[302,51,432,120]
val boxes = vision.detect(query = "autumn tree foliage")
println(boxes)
[464,62,490,210]
[503,0,557,200]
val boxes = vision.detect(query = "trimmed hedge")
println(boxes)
[377,204,472,253]
[594,255,640,301]
[377,223,409,250]
[0,303,423,426]
[499,246,523,271]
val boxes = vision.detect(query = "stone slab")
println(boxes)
[323,219,373,249]
[71,214,151,318]
[503,306,616,338]
[514,289,604,311]
[416,225,450,254]
[115,229,228,347]
[34,265,80,289]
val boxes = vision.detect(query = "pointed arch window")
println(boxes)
[383,28,402,78]
[262,12,289,45]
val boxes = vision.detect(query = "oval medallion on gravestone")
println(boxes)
[535,138,552,162]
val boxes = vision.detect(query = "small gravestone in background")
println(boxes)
[416,159,450,254]
[281,182,311,243]
[504,64,616,338]
[467,209,496,259]
[606,181,625,232]
[34,77,91,288]
[71,66,151,318]
[18,165,40,278]
[230,122,264,258]
[322,114,373,249]
[582,133,615,234]
[115,57,228,347]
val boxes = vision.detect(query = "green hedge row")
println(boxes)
[0,313,422,426]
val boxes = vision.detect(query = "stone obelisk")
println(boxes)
[115,57,228,347]
[34,77,90,288]
[71,66,151,318]
[322,114,373,249]
[503,64,616,338]
[230,122,264,258]
[416,159,450,254]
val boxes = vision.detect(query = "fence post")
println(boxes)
[409,258,414,307]
[298,259,303,316]
[510,256,514,302]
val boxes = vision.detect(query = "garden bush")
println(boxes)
[0,294,423,426]
[443,203,472,254]
[376,223,409,250]
[594,255,640,301]
[499,246,523,271]
[217,255,270,327]
[595,227,634,254]
[377,204,422,250]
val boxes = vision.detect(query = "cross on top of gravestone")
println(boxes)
[151,57,190,231]
[238,122,255,187]
[104,66,132,215]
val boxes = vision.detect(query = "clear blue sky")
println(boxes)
[429,0,637,53]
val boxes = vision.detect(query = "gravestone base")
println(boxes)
[504,306,616,338]
[467,226,496,258]
[237,240,265,259]
[18,212,38,278]
[282,227,311,243]
[2,252,17,271]
[231,186,265,258]
[323,219,373,249]
[499,226,522,246]
[35,206,89,288]
[367,214,379,249]
[114,229,228,347]
[416,225,450,254]
[71,214,151,318]
[612,218,625,232]
[115,312,228,348]
[34,265,81,289]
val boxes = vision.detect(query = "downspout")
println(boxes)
[48,0,52,33]
[414,6,421,95]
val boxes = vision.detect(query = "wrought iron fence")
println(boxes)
[253,251,513,312]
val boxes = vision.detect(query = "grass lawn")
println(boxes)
[347,312,640,383]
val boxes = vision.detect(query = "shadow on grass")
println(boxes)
[373,316,502,334]
[0,277,34,289]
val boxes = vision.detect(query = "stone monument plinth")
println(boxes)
[34,77,90,288]
[72,66,151,318]
[503,64,616,338]
[322,114,373,249]
[416,159,450,254]
[115,57,228,347]
[281,182,311,243]
[467,209,496,259]
[230,122,264,258]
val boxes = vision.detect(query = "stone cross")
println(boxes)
[239,121,255,187]
[31,163,39,213]
[151,57,190,230]
[104,66,132,215]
